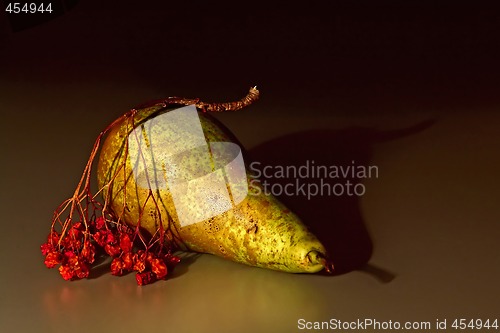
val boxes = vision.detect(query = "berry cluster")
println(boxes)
[41,217,180,285]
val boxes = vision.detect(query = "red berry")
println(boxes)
[111,258,125,276]
[95,217,106,230]
[136,271,157,286]
[75,262,90,279]
[122,252,134,271]
[105,244,120,257]
[150,258,168,279]
[81,241,96,264]
[40,243,53,256]
[59,265,74,281]
[106,232,116,245]
[119,233,132,253]
[44,251,62,268]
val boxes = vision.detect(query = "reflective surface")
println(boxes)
[2,85,499,332]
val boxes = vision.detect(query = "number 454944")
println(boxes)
[5,3,53,14]
[452,319,498,330]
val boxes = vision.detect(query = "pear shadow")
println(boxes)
[247,120,435,280]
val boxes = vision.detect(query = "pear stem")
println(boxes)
[196,86,260,112]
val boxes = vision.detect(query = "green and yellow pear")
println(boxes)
[97,94,330,273]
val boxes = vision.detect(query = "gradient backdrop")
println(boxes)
[1,2,499,333]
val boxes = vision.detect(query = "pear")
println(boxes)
[96,98,330,273]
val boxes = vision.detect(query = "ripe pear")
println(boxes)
[97,102,329,273]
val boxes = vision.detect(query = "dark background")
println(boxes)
[2,1,500,113]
